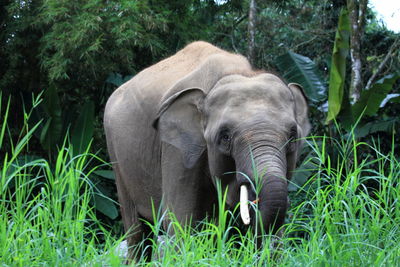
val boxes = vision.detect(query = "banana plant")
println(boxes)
[323,8,399,132]
[276,8,399,133]
[274,8,399,191]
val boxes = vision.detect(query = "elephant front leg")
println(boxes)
[161,144,216,234]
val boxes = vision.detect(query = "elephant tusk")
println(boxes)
[240,185,251,225]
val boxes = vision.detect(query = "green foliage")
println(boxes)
[39,0,169,81]
[1,0,231,162]
[4,91,119,220]
[326,8,350,123]
[106,72,134,88]
[288,148,315,192]
[287,134,400,265]
[335,74,400,133]
[71,101,95,155]
[40,85,63,151]
[0,93,10,149]
[93,170,115,180]
[322,8,399,141]
[0,93,122,265]
[275,16,398,189]
[33,87,96,159]
[352,74,400,120]
[354,118,397,138]
[92,185,119,220]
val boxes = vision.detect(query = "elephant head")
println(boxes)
[154,67,310,236]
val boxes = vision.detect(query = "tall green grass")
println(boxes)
[282,134,400,266]
[0,93,121,266]
[1,92,399,266]
[129,133,400,266]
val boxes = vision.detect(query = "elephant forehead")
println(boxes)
[205,80,293,110]
[218,105,293,126]
[205,90,294,119]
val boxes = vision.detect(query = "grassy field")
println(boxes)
[1,96,400,266]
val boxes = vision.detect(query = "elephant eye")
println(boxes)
[288,126,298,151]
[218,129,231,146]
[290,126,298,139]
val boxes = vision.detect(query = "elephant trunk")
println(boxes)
[235,143,288,234]
[257,173,288,234]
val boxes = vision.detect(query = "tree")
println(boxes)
[247,0,257,66]
[347,0,367,102]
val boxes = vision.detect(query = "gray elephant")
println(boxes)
[104,41,310,259]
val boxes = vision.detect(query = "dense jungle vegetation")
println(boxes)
[1,0,399,265]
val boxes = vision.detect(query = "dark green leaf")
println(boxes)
[93,194,119,219]
[94,170,115,180]
[275,51,326,102]
[0,95,10,149]
[354,119,397,138]
[288,149,317,192]
[40,86,63,150]
[338,96,354,130]
[40,118,52,146]
[352,74,400,120]
[288,161,315,192]
[390,96,400,103]
[326,8,350,123]
[106,73,124,87]
[71,101,95,155]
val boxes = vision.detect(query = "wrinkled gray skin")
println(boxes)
[104,41,310,259]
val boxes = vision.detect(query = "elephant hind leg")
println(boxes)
[136,215,155,261]
[112,164,145,261]
[125,213,155,262]
[123,204,155,261]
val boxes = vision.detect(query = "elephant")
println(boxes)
[104,41,310,259]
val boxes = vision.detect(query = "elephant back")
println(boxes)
[121,42,229,103]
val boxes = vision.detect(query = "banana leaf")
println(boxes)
[354,118,398,138]
[94,170,115,180]
[326,8,350,124]
[40,86,63,150]
[352,74,400,120]
[275,51,326,103]
[93,195,118,219]
[71,101,94,155]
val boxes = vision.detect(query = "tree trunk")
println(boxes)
[348,0,367,103]
[248,0,257,66]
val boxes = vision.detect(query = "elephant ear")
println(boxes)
[288,83,311,139]
[153,88,206,169]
